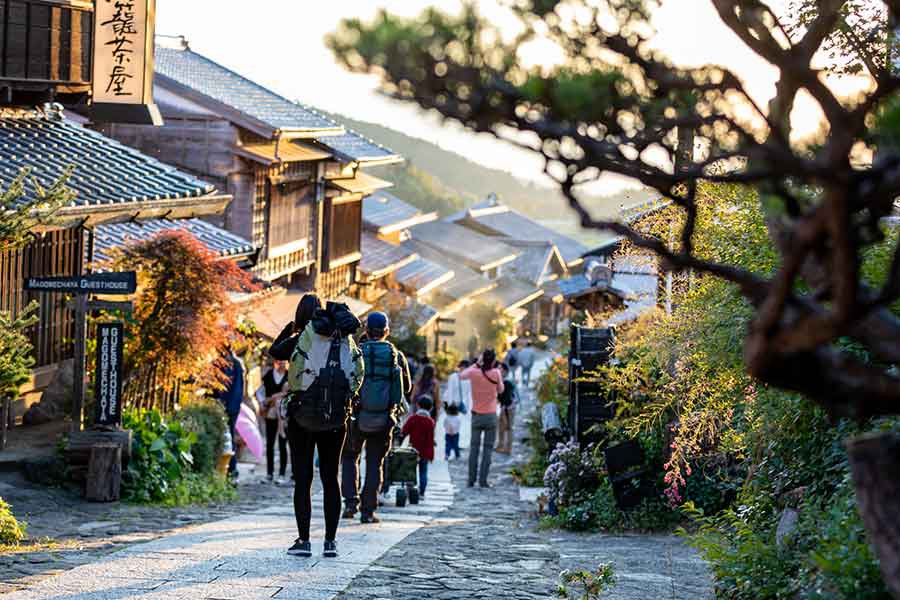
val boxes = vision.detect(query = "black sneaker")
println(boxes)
[360,514,381,524]
[342,507,357,520]
[323,540,338,558]
[287,539,312,557]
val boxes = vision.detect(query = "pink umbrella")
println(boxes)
[236,403,264,461]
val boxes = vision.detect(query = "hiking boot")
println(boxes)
[342,507,357,520]
[360,514,381,524]
[479,482,493,489]
[287,539,312,557]
[323,540,338,558]
[266,474,274,483]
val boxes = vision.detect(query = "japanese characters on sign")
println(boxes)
[95,323,125,426]
[92,0,155,105]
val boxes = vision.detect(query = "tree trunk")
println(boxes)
[85,444,122,502]
[847,432,900,598]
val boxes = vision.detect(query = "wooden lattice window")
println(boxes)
[268,181,313,251]
[328,197,361,267]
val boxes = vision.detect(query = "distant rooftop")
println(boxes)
[448,194,590,267]
[315,131,403,166]
[363,191,437,234]
[409,220,519,272]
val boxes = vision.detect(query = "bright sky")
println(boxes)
[155,0,811,196]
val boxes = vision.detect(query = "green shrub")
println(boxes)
[122,409,197,503]
[0,498,26,545]
[164,472,237,507]
[557,564,617,600]
[176,399,227,474]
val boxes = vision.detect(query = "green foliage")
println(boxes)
[0,498,27,545]
[431,348,462,380]
[0,168,74,252]
[176,399,227,475]
[556,564,617,600]
[163,472,237,507]
[122,409,196,503]
[0,302,38,404]
[467,301,518,356]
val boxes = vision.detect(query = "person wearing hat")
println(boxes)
[341,311,411,523]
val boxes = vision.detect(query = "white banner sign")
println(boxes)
[92,0,155,105]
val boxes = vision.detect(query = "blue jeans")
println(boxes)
[418,458,429,496]
[445,433,461,459]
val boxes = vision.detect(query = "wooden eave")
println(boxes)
[41,194,232,230]
[375,212,439,236]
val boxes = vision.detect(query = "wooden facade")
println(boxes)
[0,227,83,368]
[0,0,93,102]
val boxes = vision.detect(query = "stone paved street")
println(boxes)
[0,379,712,599]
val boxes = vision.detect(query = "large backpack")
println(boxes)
[357,340,403,433]
[289,332,353,431]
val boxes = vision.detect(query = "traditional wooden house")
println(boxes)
[98,36,401,299]
[0,106,231,417]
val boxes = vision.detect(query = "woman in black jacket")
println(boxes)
[269,293,321,360]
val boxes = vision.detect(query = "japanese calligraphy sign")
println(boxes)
[94,323,125,426]
[91,0,161,125]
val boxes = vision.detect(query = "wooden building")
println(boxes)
[0,106,230,413]
[98,36,402,299]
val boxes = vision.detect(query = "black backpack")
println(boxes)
[498,379,516,408]
[357,341,403,433]
[290,333,352,432]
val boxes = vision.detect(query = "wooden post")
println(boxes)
[85,444,122,502]
[71,295,87,433]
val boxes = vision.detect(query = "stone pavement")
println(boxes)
[0,461,455,599]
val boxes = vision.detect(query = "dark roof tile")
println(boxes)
[93,218,255,263]
[0,110,218,208]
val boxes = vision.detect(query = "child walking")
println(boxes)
[402,395,436,497]
[443,394,462,461]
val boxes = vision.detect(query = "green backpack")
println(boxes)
[357,340,403,433]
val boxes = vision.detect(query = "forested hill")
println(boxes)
[326,112,654,245]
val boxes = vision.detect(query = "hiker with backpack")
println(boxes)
[496,362,519,455]
[269,293,323,361]
[460,349,504,488]
[411,364,441,421]
[341,312,411,524]
[504,342,520,383]
[283,301,364,559]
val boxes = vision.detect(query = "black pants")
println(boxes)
[265,418,288,478]
[341,423,392,517]
[227,412,238,474]
[287,418,346,542]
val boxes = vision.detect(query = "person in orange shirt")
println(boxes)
[460,349,504,488]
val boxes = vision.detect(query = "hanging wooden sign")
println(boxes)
[91,0,162,125]
[94,323,125,427]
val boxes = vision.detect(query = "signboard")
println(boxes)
[91,0,162,125]
[94,323,125,426]
[25,272,137,295]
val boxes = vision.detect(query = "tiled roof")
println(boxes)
[409,220,519,272]
[394,256,454,296]
[359,233,418,280]
[450,195,590,266]
[505,242,567,286]
[481,276,544,312]
[316,131,402,165]
[155,43,341,135]
[363,191,436,233]
[0,109,219,209]
[404,239,495,304]
[93,218,255,264]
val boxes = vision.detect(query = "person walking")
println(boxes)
[411,364,441,420]
[518,341,537,387]
[495,362,518,455]
[280,300,364,559]
[460,349,504,488]
[269,294,323,360]
[444,359,472,453]
[504,342,520,383]
[341,312,410,524]
[214,345,246,480]
[401,395,436,498]
[255,359,289,484]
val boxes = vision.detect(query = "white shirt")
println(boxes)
[444,414,462,435]
[444,372,473,411]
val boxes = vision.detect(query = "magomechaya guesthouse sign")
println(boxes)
[24,273,137,295]
[94,323,124,426]
[91,0,162,125]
